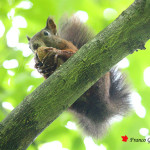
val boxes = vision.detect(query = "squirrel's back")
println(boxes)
[58,16,94,49]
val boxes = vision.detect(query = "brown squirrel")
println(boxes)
[27,16,131,138]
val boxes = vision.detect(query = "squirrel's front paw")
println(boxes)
[37,47,65,67]
[34,47,63,78]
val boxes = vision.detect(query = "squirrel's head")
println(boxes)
[27,17,58,52]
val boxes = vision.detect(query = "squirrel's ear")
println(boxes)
[27,36,31,41]
[46,17,57,35]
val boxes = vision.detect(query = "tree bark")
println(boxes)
[0,0,150,149]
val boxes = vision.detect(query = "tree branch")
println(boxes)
[0,0,150,149]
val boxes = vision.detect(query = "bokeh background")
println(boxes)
[0,0,150,150]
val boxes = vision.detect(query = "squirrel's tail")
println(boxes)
[58,15,94,49]
[69,69,131,138]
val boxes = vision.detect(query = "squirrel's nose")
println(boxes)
[33,43,40,50]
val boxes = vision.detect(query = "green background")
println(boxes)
[0,0,150,149]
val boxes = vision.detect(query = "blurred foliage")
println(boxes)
[0,0,150,150]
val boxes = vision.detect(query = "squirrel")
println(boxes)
[27,16,131,138]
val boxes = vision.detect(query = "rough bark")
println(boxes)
[0,0,150,149]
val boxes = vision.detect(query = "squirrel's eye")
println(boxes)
[44,31,49,36]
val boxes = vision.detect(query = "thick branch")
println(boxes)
[0,0,150,149]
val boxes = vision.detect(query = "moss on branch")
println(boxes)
[0,0,150,149]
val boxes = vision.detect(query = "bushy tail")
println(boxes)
[58,16,94,49]
[70,69,131,138]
